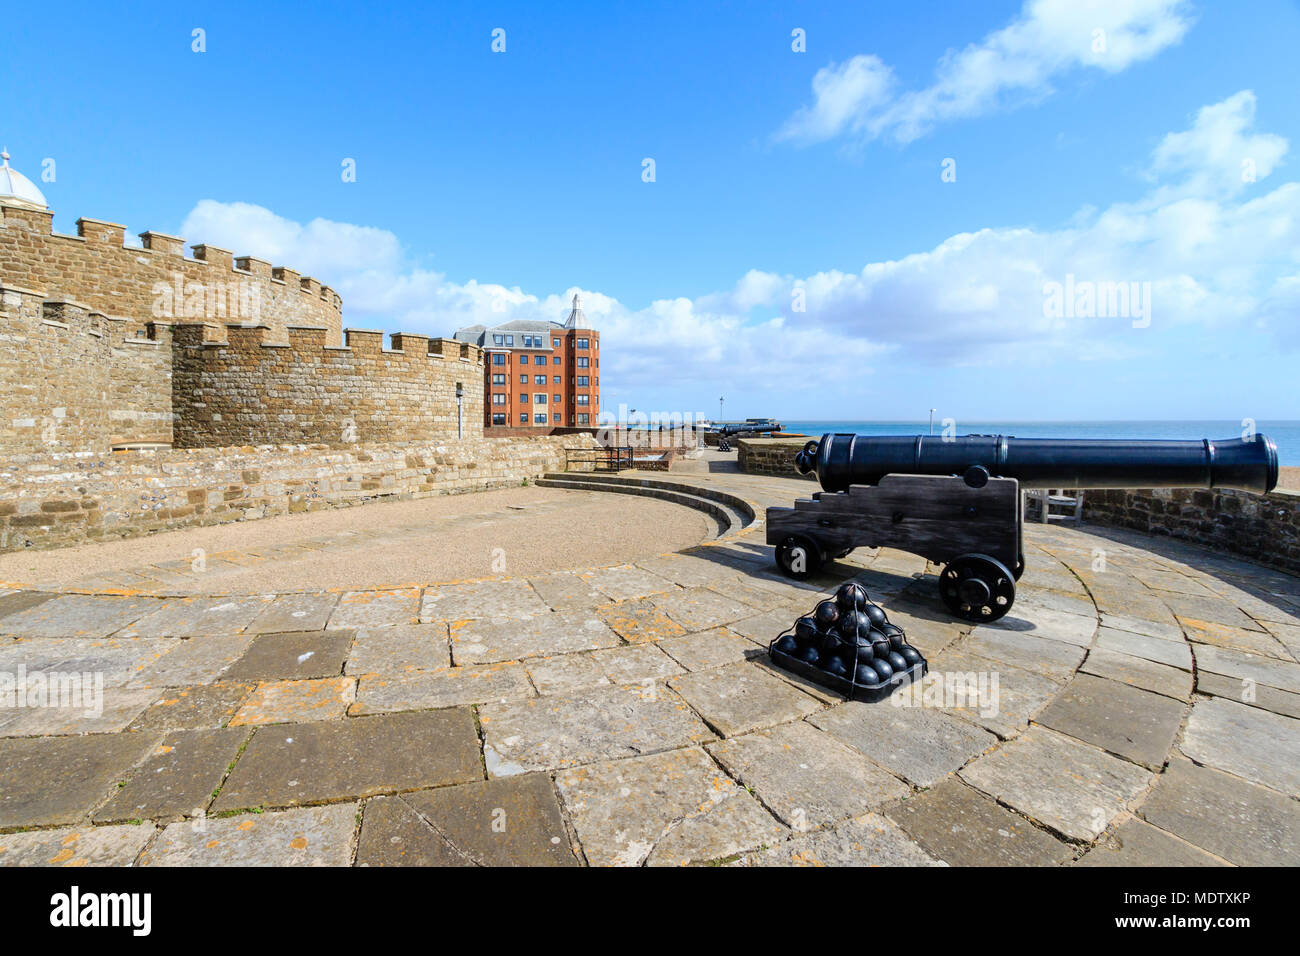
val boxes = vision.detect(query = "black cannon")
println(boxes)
[767,433,1278,622]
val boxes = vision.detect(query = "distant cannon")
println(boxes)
[767,433,1278,622]
[715,421,782,436]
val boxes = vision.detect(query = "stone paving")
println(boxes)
[0,466,1298,866]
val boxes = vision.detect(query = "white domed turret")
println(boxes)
[564,291,590,329]
[0,149,48,210]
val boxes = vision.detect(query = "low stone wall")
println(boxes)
[1083,487,1300,578]
[736,438,814,480]
[0,434,596,552]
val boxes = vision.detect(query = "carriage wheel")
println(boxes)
[775,534,823,580]
[939,553,1016,622]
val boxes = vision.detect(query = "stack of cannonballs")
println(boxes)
[770,581,925,696]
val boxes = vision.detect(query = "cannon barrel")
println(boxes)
[717,422,782,436]
[794,433,1279,495]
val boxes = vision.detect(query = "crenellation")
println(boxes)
[235,255,273,278]
[139,231,185,256]
[190,243,233,269]
[75,217,126,244]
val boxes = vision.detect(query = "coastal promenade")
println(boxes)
[1,462,1297,866]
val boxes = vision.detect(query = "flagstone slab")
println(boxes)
[595,598,688,643]
[809,699,996,787]
[650,587,756,632]
[737,813,943,867]
[525,645,683,696]
[708,721,908,830]
[962,628,1087,683]
[351,662,533,714]
[356,775,577,867]
[479,683,714,775]
[869,602,966,658]
[886,777,1073,866]
[119,595,275,638]
[1099,612,1184,642]
[328,589,420,629]
[213,709,481,812]
[0,590,56,621]
[1079,647,1193,701]
[668,662,821,737]
[247,593,339,634]
[526,572,611,613]
[0,636,176,687]
[1263,620,1300,659]
[129,635,253,687]
[0,685,158,738]
[1192,644,1300,694]
[95,727,250,822]
[1139,758,1299,866]
[1159,593,1260,631]
[980,604,1097,647]
[1179,697,1300,793]
[1036,673,1186,770]
[1195,670,1300,719]
[927,647,1061,739]
[229,676,356,726]
[450,611,621,664]
[222,629,355,681]
[711,606,796,646]
[345,624,451,675]
[0,823,156,867]
[554,746,783,866]
[140,804,357,866]
[127,683,257,732]
[419,580,552,622]
[1075,817,1227,867]
[578,564,678,601]
[657,627,767,671]
[635,554,741,589]
[959,726,1152,841]
[1178,617,1292,660]
[0,594,161,638]
[1095,627,1192,670]
[0,732,160,828]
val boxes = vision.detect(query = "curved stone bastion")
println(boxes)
[0,469,1296,867]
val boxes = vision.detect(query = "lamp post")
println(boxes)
[456,383,464,440]
[719,396,724,424]
[929,408,936,436]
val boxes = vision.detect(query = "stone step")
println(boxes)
[541,472,755,525]
[535,476,750,539]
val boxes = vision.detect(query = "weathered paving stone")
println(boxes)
[1195,670,1300,719]
[1138,759,1300,866]
[345,624,451,675]
[871,602,965,658]
[0,823,156,867]
[0,590,56,621]
[140,804,357,866]
[887,777,1072,866]
[119,595,275,638]
[657,627,767,671]
[1095,627,1192,670]
[214,709,481,812]
[128,635,253,687]
[1179,697,1300,793]
[668,662,821,737]
[246,592,339,634]
[357,775,577,866]
[737,813,943,867]
[0,685,158,738]
[95,727,250,822]
[328,589,420,629]
[127,683,256,732]
[1036,673,1186,770]
[1193,644,1300,694]
[651,587,755,632]
[1160,593,1260,631]
[0,732,160,828]
[959,726,1152,841]
[221,630,355,681]
[981,604,1097,648]
[0,636,176,687]
[1075,817,1227,867]
[727,606,805,646]
[809,699,996,787]
[927,647,1062,739]
[1079,647,1193,701]
[595,598,688,643]
[1178,617,1292,660]
[525,645,682,696]
[555,746,783,866]
[962,628,1087,683]
[419,580,552,622]
[0,594,160,638]
[1263,620,1300,660]
[526,572,612,613]
[450,611,621,664]
[635,554,741,589]
[229,676,356,726]
[351,662,533,714]
[578,564,677,601]
[708,721,908,829]
[1012,587,1095,620]
[479,683,714,775]
[1099,612,1184,642]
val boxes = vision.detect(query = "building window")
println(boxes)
[553,393,561,403]
[576,376,589,386]
[534,374,546,385]
[492,394,507,405]
[577,413,589,425]
[520,374,528,383]
[553,337,561,348]
[492,413,506,425]
[577,357,589,368]
[519,354,528,365]
[520,393,529,403]
[552,412,561,423]
[577,338,589,349]
[492,373,506,385]
[520,413,527,424]
[534,413,548,424]
[552,356,561,365]
[505,335,514,346]
[534,393,547,405]
[492,353,506,366]
[553,375,561,384]
[576,395,589,405]
[493,334,504,345]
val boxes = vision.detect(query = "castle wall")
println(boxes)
[0,202,342,344]
[170,324,485,447]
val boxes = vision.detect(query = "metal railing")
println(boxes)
[564,446,634,473]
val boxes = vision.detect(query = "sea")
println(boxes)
[775,421,1300,467]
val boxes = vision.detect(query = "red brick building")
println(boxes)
[453,294,601,428]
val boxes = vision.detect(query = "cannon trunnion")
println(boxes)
[767,433,1278,623]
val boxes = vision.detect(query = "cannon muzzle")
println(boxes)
[794,433,1279,495]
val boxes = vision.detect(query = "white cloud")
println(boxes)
[778,0,1194,145]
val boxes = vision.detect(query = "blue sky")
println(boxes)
[5,0,1300,423]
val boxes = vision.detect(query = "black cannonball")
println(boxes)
[836,582,870,612]
[879,622,905,640]
[852,640,874,661]
[823,655,850,678]
[794,616,819,642]
[813,600,840,629]
[871,658,894,680]
[898,644,923,666]
[854,664,881,686]
[871,638,891,659]
[888,630,907,651]
[885,650,908,671]
[864,604,889,628]
[838,609,871,638]
[774,634,798,655]
[797,645,820,665]
[818,629,843,654]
